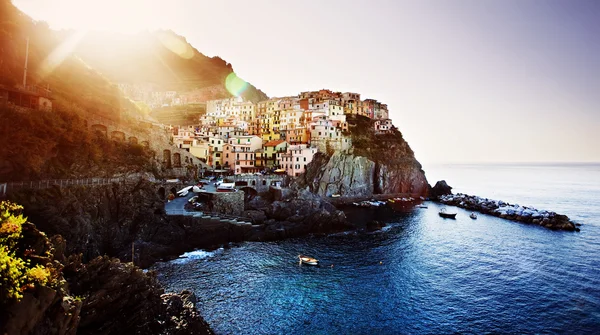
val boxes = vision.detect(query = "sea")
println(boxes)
[152,163,600,334]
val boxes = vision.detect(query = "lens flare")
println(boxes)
[157,32,194,59]
[225,73,249,97]
[39,30,87,79]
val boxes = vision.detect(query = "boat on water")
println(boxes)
[438,207,457,219]
[470,212,478,219]
[298,255,319,266]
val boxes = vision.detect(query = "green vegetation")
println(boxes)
[0,201,51,302]
[347,114,411,158]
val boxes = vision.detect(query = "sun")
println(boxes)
[13,0,162,33]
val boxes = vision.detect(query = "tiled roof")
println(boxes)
[264,140,285,147]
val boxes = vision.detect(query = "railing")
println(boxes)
[1,178,128,194]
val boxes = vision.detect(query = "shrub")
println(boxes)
[0,201,51,302]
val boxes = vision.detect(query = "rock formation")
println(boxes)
[437,193,579,232]
[296,115,429,198]
[429,180,453,199]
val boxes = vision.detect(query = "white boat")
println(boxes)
[217,182,236,192]
[470,212,478,219]
[177,186,193,197]
[298,255,319,266]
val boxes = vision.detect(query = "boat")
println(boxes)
[418,205,428,209]
[216,182,236,192]
[470,212,478,219]
[298,255,319,266]
[438,208,457,219]
[176,185,193,197]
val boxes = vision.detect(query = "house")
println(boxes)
[189,139,210,161]
[310,116,352,152]
[375,119,394,134]
[277,144,318,177]
[0,85,52,111]
[262,140,288,168]
[207,137,225,168]
[222,135,262,174]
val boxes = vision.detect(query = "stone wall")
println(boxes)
[209,191,245,215]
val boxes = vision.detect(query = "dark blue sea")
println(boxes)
[152,163,600,334]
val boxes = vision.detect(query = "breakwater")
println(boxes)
[438,193,580,231]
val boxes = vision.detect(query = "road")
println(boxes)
[163,182,220,216]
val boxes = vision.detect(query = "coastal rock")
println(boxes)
[429,180,453,199]
[297,151,427,198]
[294,115,428,198]
[64,255,214,335]
[437,193,578,232]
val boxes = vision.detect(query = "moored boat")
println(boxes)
[298,255,319,266]
[438,207,457,219]
[470,212,478,219]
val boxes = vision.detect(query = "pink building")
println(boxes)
[277,144,318,177]
[222,135,262,174]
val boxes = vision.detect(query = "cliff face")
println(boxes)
[297,115,429,197]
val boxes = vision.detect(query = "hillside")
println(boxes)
[0,0,154,181]
[73,30,268,103]
[0,0,129,120]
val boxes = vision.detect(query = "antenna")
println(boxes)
[23,37,29,87]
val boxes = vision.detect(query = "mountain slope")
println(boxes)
[73,30,268,102]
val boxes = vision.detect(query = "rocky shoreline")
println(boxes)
[0,208,214,335]
[437,193,580,232]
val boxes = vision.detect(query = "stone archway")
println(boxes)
[91,124,107,137]
[129,136,138,145]
[173,153,182,168]
[240,186,258,202]
[163,149,172,168]
[110,131,126,142]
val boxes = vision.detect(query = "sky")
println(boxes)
[13,0,600,165]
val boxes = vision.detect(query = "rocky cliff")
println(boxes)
[0,201,213,335]
[296,115,429,198]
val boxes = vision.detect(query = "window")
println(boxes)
[216,153,221,157]
[304,157,307,161]
[226,153,229,158]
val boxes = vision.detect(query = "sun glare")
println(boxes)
[14,0,161,33]
[39,30,87,79]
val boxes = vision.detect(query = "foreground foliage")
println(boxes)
[0,201,52,302]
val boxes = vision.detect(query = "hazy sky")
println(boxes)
[13,0,600,165]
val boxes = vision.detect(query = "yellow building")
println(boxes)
[263,140,288,168]
[261,132,281,142]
